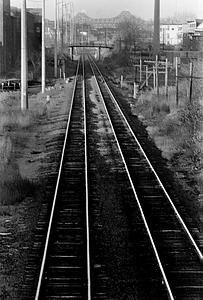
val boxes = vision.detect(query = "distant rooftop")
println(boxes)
[74,10,142,23]
[27,8,42,16]
[196,22,203,31]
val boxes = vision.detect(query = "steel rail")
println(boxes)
[34,59,80,300]
[87,56,175,300]
[89,55,203,262]
[82,54,92,300]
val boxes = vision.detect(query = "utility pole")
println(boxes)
[71,2,74,45]
[42,0,46,93]
[65,3,68,44]
[189,61,193,103]
[165,58,168,97]
[175,57,179,107]
[54,0,58,78]
[21,0,28,110]
[61,0,64,53]
[155,55,159,96]
[139,58,142,83]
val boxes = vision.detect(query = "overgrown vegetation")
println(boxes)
[0,91,49,206]
[104,50,131,68]
[103,50,203,227]
[135,69,203,227]
[0,75,76,207]
[136,83,202,167]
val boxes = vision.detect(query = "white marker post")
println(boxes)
[139,59,142,83]
[120,75,123,88]
[133,82,138,99]
[165,58,168,97]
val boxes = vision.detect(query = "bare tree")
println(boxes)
[29,50,41,80]
[117,18,149,51]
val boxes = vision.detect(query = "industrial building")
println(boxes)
[160,24,183,46]
[0,0,41,77]
[160,19,203,50]
[0,0,12,75]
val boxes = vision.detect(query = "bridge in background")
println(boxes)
[68,44,114,60]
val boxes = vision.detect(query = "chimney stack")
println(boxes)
[197,0,203,19]
[153,0,160,54]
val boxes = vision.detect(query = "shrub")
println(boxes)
[0,91,43,206]
[0,176,36,205]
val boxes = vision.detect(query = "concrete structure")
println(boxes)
[183,20,202,34]
[159,19,203,50]
[182,19,203,50]
[0,0,10,46]
[0,2,42,77]
[160,24,183,46]
[0,0,11,74]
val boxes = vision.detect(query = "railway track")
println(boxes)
[34,58,90,299]
[31,55,203,300]
[87,55,203,300]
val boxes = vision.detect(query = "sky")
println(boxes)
[10,0,203,20]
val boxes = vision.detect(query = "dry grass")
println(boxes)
[0,91,49,206]
[135,64,203,227]
[137,81,189,117]
[0,82,70,206]
[136,71,203,171]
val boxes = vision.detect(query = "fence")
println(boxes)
[128,55,203,106]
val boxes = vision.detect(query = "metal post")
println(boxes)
[135,66,137,82]
[189,62,193,103]
[42,0,45,93]
[99,46,101,61]
[61,0,64,53]
[165,58,168,97]
[139,59,142,83]
[65,3,68,44]
[54,0,57,78]
[175,57,179,107]
[119,37,121,51]
[87,25,89,44]
[21,0,28,110]
[62,59,65,80]
[69,2,74,45]
[155,55,159,96]
[153,66,156,89]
